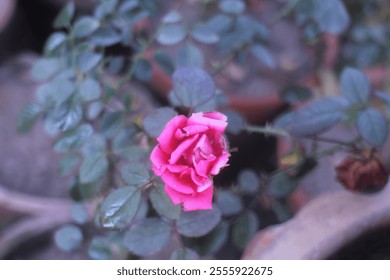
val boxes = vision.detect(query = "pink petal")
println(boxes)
[157,115,187,153]
[167,164,188,173]
[192,134,217,177]
[169,134,199,164]
[150,146,168,176]
[210,151,230,175]
[188,168,211,189]
[165,185,213,211]
[188,112,227,133]
[161,171,195,194]
[175,124,209,139]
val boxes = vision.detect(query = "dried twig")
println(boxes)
[0,184,96,259]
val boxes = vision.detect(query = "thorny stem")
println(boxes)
[246,125,291,138]
[245,125,359,148]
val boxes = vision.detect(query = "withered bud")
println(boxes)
[335,150,389,193]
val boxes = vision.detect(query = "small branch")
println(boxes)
[305,136,357,147]
[0,185,97,259]
[0,213,71,259]
[245,125,291,138]
[0,185,70,217]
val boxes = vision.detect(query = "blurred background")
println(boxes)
[2,0,390,260]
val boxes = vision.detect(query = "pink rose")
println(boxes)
[150,112,230,211]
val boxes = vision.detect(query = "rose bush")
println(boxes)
[150,111,230,211]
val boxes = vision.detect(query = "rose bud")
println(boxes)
[335,151,389,193]
[150,112,230,211]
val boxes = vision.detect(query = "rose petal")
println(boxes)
[169,134,199,164]
[175,124,209,139]
[150,146,168,176]
[210,151,230,175]
[188,112,227,133]
[203,111,228,121]
[188,168,211,189]
[167,164,188,173]
[165,185,213,211]
[161,171,195,194]
[192,134,216,177]
[157,115,187,153]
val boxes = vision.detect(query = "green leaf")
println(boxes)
[94,0,118,19]
[88,237,112,260]
[238,169,260,194]
[279,97,347,137]
[150,183,181,220]
[177,44,204,68]
[112,126,138,149]
[216,190,242,216]
[170,248,199,260]
[280,86,313,104]
[268,172,298,198]
[77,52,103,72]
[36,78,75,107]
[224,110,245,135]
[81,134,107,156]
[312,0,349,34]
[99,186,142,229]
[205,14,233,34]
[119,0,140,13]
[172,67,216,109]
[375,91,390,106]
[194,96,217,112]
[250,45,276,69]
[356,108,388,147]
[271,200,293,223]
[134,198,149,221]
[45,32,67,52]
[79,154,108,184]
[79,77,101,102]
[157,25,186,45]
[17,102,42,133]
[134,59,153,81]
[340,67,370,104]
[162,10,182,23]
[114,145,146,162]
[198,221,229,255]
[71,202,89,224]
[100,112,124,138]
[143,107,177,138]
[73,16,100,38]
[51,99,82,131]
[232,211,259,250]
[59,153,80,176]
[31,58,61,81]
[54,2,75,28]
[124,218,171,256]
[120,163,150,186]
[54,225,83,252]
[70,180,102,201]
[87,101,104,120]
[107,56,125,74]
[219,0,246,14]
[176,206,221,237]
[53,124,94,152]
[191,24,219,44]
[90,27,122,47]
[153,51,175,74]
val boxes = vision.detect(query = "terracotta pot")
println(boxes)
[242,184,390,259]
